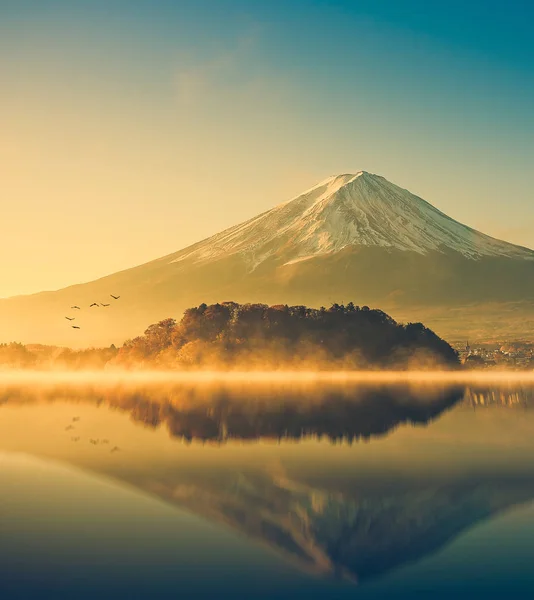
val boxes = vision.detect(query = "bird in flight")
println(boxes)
[65,425,74,431]
[71,306,80,310]
[110,295,120,300]
[65,317,75,321]
[110,446,120,453]
[89,303,99,307]
[72,325,81,329]
[100,303,110,307]
[72,417,80,422]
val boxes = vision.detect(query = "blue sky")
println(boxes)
[1,0,533,295]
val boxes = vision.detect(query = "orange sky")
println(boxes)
[2,2,533,298]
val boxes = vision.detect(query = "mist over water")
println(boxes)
[1,375,534,598]
[4,368,534,385]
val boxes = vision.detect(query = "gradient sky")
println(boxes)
[1,0,533,297]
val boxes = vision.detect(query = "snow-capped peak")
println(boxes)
[169,172,534,268]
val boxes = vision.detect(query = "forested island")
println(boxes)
[0,302,459,370]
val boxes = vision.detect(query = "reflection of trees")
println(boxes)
[0,383,464,444]
[115,385,465,443]
[465,386,534,408]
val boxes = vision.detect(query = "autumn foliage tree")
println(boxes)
[113,302,459,370]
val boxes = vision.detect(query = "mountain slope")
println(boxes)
[2,171,534,346]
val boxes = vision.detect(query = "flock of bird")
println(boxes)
[61,298,123,448]
[65,294,120,329]
[64,416,120,453]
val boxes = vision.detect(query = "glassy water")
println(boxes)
[1,378,534,598]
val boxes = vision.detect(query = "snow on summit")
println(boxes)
[170,171,534,268]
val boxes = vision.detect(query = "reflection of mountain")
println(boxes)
[154,470,534,583]
[3,382,534,584]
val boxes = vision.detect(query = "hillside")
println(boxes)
[1,171,534,346]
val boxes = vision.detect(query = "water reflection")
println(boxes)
[0,381,464,444]
[1,380,534,592]
[465,384,534,407]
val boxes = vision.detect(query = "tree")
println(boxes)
[109,301,460,370]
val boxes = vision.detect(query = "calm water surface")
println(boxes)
[1,379,534,598]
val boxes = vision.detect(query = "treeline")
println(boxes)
[0,302,459,370]
[114,302,459,369]
[0,342,118,370]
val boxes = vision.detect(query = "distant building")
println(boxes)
[464,354,485,368]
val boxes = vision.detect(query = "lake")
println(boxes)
[1,376,534,598]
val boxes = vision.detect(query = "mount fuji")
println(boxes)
[2,171,534,345]
[168,171,533,264]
